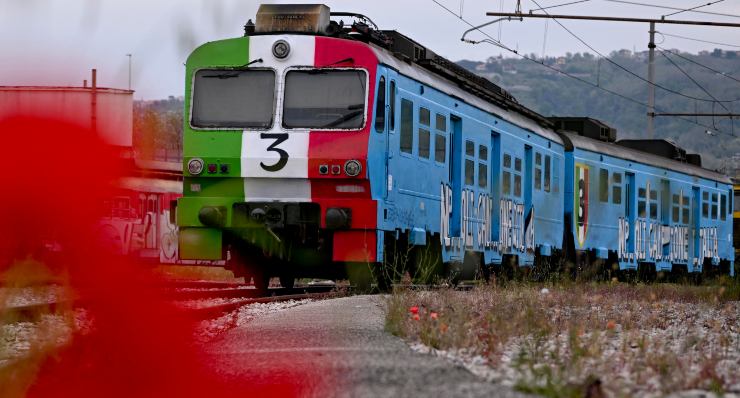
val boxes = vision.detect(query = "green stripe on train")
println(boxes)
[183,37,250,179]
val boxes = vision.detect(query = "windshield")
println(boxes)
[191,69,275,129]
[282,69,367,129]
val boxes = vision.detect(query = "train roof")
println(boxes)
[369,43,564,146]
[561,131,731,184]
[246,4,562,146]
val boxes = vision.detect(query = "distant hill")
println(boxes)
[456,49,740,171]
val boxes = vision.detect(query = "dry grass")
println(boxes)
[152,265,240,282]
[386,281,740,397]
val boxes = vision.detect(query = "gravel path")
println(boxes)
[207,295,528,397]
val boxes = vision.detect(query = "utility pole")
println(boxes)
[484,12,740,137]
[126,53,132,91]
[647,21,655,138]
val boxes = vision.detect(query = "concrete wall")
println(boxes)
[0,86,134,147]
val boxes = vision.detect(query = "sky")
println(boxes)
[1,0,739,99]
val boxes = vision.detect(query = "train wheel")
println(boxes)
[279,275,295,289]
[444,260,462,286]
[346,262,373,293]
[637,262,657,283]
[229,243,270,295]
[409,241,443,285]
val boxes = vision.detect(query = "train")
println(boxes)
[175,4,735,291]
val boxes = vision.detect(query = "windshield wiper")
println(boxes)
[318,57,354,68]
[202,72,239,79]
[321,110,363,128]
[245,58,263,67]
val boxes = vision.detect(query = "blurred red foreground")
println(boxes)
[0,116,305,397]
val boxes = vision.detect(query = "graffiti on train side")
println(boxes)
[440,183,534,253]
[617,218,719,263]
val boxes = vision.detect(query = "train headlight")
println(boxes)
[272,40,291,59]
[188,158,204,175]
[344,160,362,177]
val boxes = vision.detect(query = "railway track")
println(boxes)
[1,300,77,323]
[1,283,345,323]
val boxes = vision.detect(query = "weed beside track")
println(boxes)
[386,281,740,397]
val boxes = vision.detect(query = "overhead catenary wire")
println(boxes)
[601,0,740,19]
[662,0,725,18]
[528,0,740,103]
[656,45,740,86]
[659,50,730,113]
[428,0,733,137]
[531,0,592,12]
[657,31,740,48]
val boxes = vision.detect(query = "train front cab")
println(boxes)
[563,132,734,278]
[177,33,386,289]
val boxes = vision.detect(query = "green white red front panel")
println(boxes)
[179,34,379,262]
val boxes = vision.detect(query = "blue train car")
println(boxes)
[367,36,565,280]
[561,130,734,276]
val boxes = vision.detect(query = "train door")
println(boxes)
[692,187,701,269]
[626,173,636,255]
[660,180,670,261]
[490,132,501,244]
[524,146,533,257]
[449,116,462,238]
[382,71,396,201]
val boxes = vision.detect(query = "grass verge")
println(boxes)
[386,280,740,397]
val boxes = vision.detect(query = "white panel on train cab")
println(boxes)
[241,35,315,201]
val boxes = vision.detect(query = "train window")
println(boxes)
[515,158,522,172]
[419,128,430,158]
[599,169,609,203]
[721,194,726,221]
[390,81,396,131]
[435,134,446,163]
[503,171,511,194]
[514,174,522,197]
[661,181,670,222]
[192,69,275,129]
[553,157,559,193]
[503,154,511,168]
[283,70,366,129]
[638,188,646,218]
[466,141,474,156]
[672,194,679,223]
[534,153,542,190]
[544,155,551,193]
[374,77,386,132]
[479,164,488,188]
[712,193,718,219]
[419,107,430,126]
[649,190,657,201]
[734,190,740,214]
[400,99,413,153]
[465,159,475,185]
[702,191,709,218]
[478,145,488,188]
[682,196,690,224]
[612,173,622,205]
[436,114,446,132]
[729,189,734,214]
[650,198,658,219]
